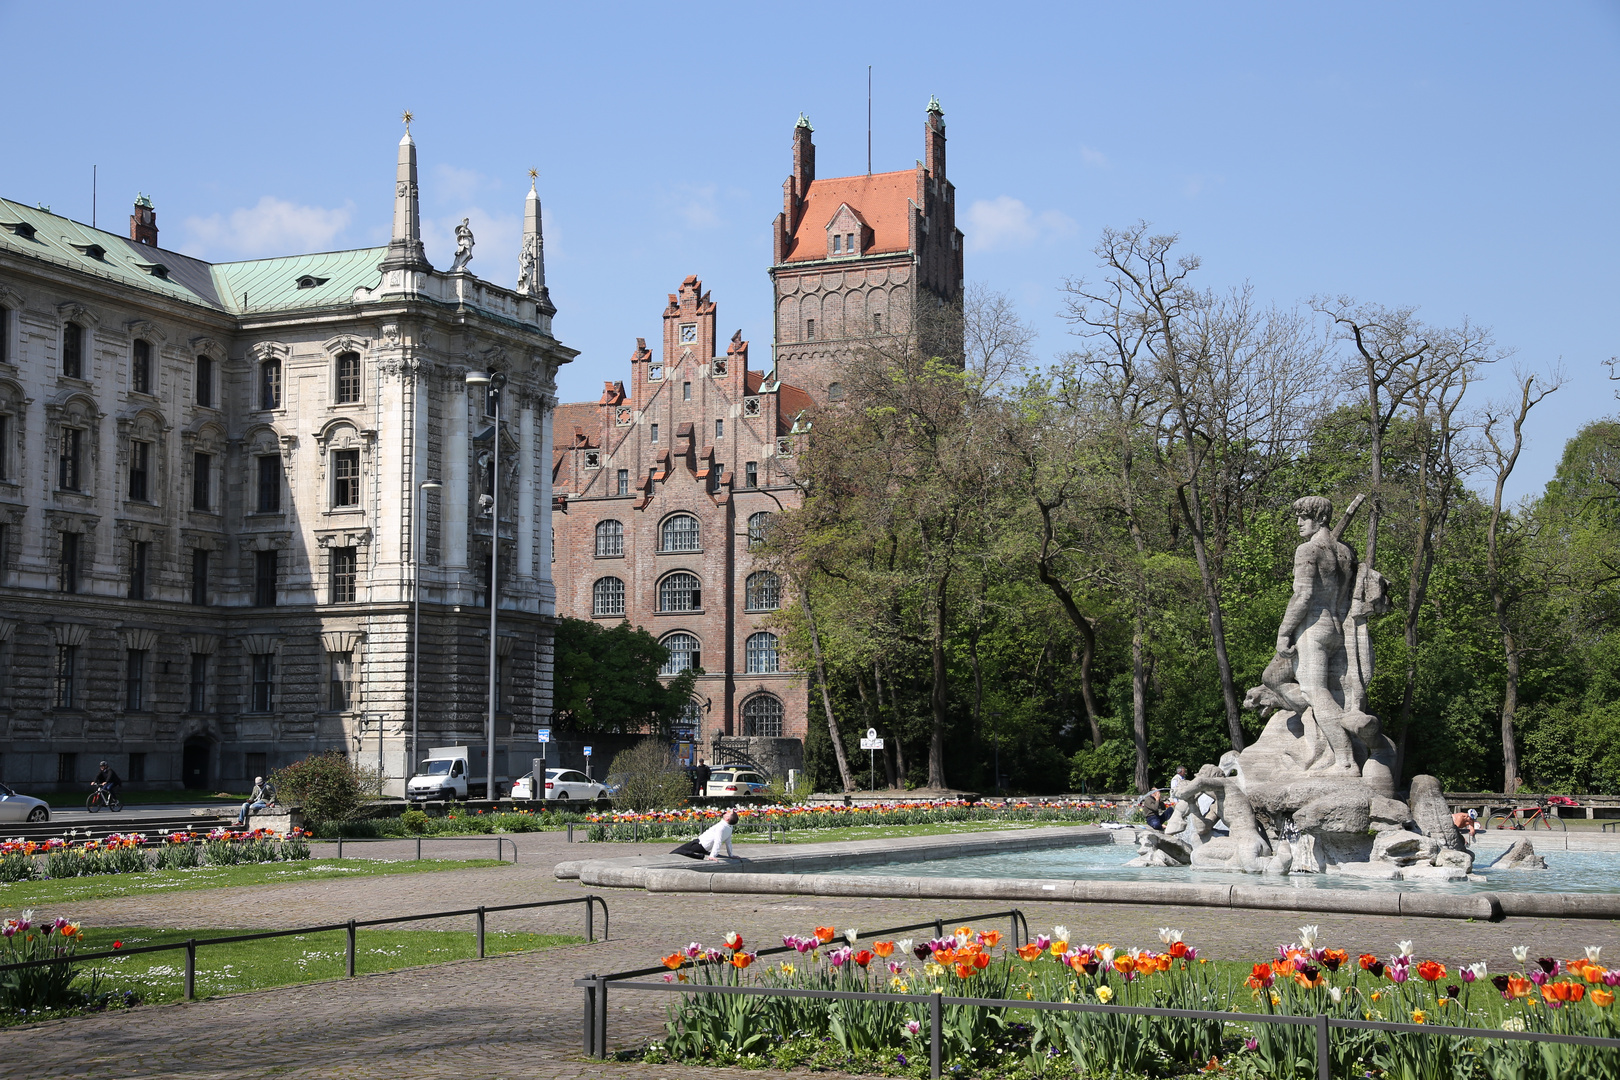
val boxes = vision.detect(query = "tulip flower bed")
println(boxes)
[0,830,311,882]
[634,924,1620,1078]
[584,800,1119,843]
[0,909,136,1021]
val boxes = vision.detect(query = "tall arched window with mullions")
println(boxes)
[747,511,774,550]
[745,571,780,611]
[660,513,700,552]
[594,519,623,556]
[745,632,779,674]
[660,632,699,675]
[592,576,625,616]
[742,694,783,737]
[658,571,701,612]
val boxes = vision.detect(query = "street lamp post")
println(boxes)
[411,480,442,786]
[465,370,504,803]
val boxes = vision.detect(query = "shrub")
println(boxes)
[606,738,692,812]
[272,751,379,824]
[400,809,429,834]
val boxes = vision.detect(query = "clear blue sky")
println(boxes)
[4,1,1616,499]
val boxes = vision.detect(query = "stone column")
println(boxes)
[442,375,469,571]
[517,397,535,580]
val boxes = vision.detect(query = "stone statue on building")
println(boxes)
[451,218,474,271]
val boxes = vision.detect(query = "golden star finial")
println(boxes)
[401,109,414,133]
[528,167,538,190]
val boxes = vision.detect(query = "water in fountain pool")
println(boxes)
[819,842,1620,893]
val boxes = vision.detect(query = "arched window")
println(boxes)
[745,571,780,611]
[658,572,701,612]
[595,519,624,556]
[661,513,700,552]
[747,511,773,551]
[742,694,784,737]
[592,576,625,616]
[660,632,699,675]
[260,357,282,410]
[745,632,779,674]
[335,351,361,404]
[827,381,844,401]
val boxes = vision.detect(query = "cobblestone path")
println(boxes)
[3,832,1615,1079]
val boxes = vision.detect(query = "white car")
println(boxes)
[513,769,607,803]
[0,783,51,822]
[706,770,768,798]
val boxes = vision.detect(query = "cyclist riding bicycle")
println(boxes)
[91,760,122,802]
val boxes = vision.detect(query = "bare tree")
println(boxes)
[1484,369,1562,794]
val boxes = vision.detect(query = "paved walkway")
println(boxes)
[2,831,1617,1080]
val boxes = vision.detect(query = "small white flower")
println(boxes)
[1157,927,1173,944]
[1468,962,1489,979]
[1501,1016,1526,1032]
[1053,925,1070,943]
[1100,946,1116,967]
[1586,946,1602,963]
[1511,945,1530,965]
[1298,925,1320,949]
[843,928,859,944]
[1395,940,1415,958]
[1330,987,1342,1005]
[897,938,914,955]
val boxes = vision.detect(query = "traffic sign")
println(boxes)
[583,745,593,756]
[538,728,551,744]
[866,728,878,741]
[859,737,884,750]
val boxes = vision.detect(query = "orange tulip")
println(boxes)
[980,930,1002,948]
[934,948,958,965]
[874,941,895,958]
[1050,941,1068,957]
[1113,956,1135,975]
[854,950,875,968]
[1358,954,1379,971]
[1506,975,1534,999]
[1294,968,1325,989]
[1016,944,1043,962]
[814,926,837,943]
[955,961,974,979]
[1246,964,1274,990]
[1592,988,1615,1007]
[972,952,991,970]
[1169,941,1188,959]
[730,952,754,969]
[954,926,973,939]
[1416,961,1447,983]
[1156,954,1174,973]
[662,953,685,970]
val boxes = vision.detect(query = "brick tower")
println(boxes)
[768,99,964,402]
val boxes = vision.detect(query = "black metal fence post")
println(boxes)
[934,917,944,940]
[929,990,942,1079]
[336,836,343,859]
[346,919,357,978]
[476,905,486,958]
[495,837,502,862]
[586,896,595,943]
[1316,1013,1331,1080]
[184,938,196,1001]
[582,976,597,1055]
[595,975,609,1058]
[416,836,422,860]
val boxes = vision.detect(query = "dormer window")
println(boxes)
[137,262,170,279]
[71,242,107,260]
[296,275,330,289]
[0,221,37,240]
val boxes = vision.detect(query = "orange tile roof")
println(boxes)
[784,169,915,262]
[551,401,600,449]
[776,383,816,421]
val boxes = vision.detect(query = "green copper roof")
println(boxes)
[0,198,385,315]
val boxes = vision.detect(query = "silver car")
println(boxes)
[0,783,50,823]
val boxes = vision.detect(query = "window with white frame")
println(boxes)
[594,519,624,556]
[659,633,699,675]
[660,514,699,552]
[331,450,360,508]
[328,651,354,711]
[592,576,625,616]
[747,511,774,550]
[334,351,362,404]
[742,694,784,737]
[745,571,780,611]
[745,632,779,674]
[658,572,701,612]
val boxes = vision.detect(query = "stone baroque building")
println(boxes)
[549,101,964,767]
[0,130,574,794]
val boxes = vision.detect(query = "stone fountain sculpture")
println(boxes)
[1130,495,1510,880]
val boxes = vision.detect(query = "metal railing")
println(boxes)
[573,906,1619,1079]
[315,834,519,863]
[1,894,606,1001]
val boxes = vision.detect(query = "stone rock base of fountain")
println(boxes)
[1488,839,1548,870]
[1332,862,1480,882]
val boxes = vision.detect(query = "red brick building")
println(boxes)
[550,100,964,767]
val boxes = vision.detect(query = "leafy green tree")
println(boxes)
[550,618,697,734]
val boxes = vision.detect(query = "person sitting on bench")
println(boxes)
[671,809,740,861]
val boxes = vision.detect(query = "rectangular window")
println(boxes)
[54,646,76,708]
[256,454,281,513]
[128,440,150,501]
[63,324,83,379]
[335,352,361,404]
[682,381,691,401]
[254,550,278,607]
[125,649,146,711]
[847,232,855,252]
[57,752,77,783]
[190,548,209,605]
[330,546,357,603]
[244,752,267,780]
[495,658,505,713]
[711,462,723,492]
[192,452,211,511]
[873,312,882,331]
[805,319,815,341]
[58,428,82,490]
[650,423,659,444]
[0,306,7,365]
[250,654,274,713]
[478,554,493,608]
[832,234,841,253]
[328,652,353,711]
[332,449,360,507]
[128,752,146,782]
[59,532,79,593]
[129,540,149,600]
[132,340,151,394]
[260,359,282,410]
[189,653,207,712]
[715,419,724,439]
[616,468,629,496]
[745,461,758,488]
[195,356,213,407]
[0,413,10,480]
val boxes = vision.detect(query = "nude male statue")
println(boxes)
[1271,495,1360,773]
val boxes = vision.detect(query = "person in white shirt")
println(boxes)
[1169,766,1188,798]
[671,809,741,861]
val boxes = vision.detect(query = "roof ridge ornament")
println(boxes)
[927,95,942,115]
[796,112,814,131]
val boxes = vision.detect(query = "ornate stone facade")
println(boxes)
[0,131,574,795]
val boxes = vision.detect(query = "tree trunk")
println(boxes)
[1033,505,1104,748]
[880,662,909,786]
[1131,612,1151,794]
[800,582,854,791]
[928,569,950,790]
[1176,482,1245,751]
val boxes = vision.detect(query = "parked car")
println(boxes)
[0,783,50,822]
[706,770,768,798]
[533,768,608,803]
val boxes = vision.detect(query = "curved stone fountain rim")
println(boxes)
[556,825,1620,922]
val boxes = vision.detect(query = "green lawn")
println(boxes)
[0,857,507,912]
[31,925,582,1013]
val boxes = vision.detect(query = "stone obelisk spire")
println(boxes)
[517,169,554,315]
[379,111,431,274]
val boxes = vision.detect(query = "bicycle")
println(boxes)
[1484,795,1568,832]
[86,784,123,813]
